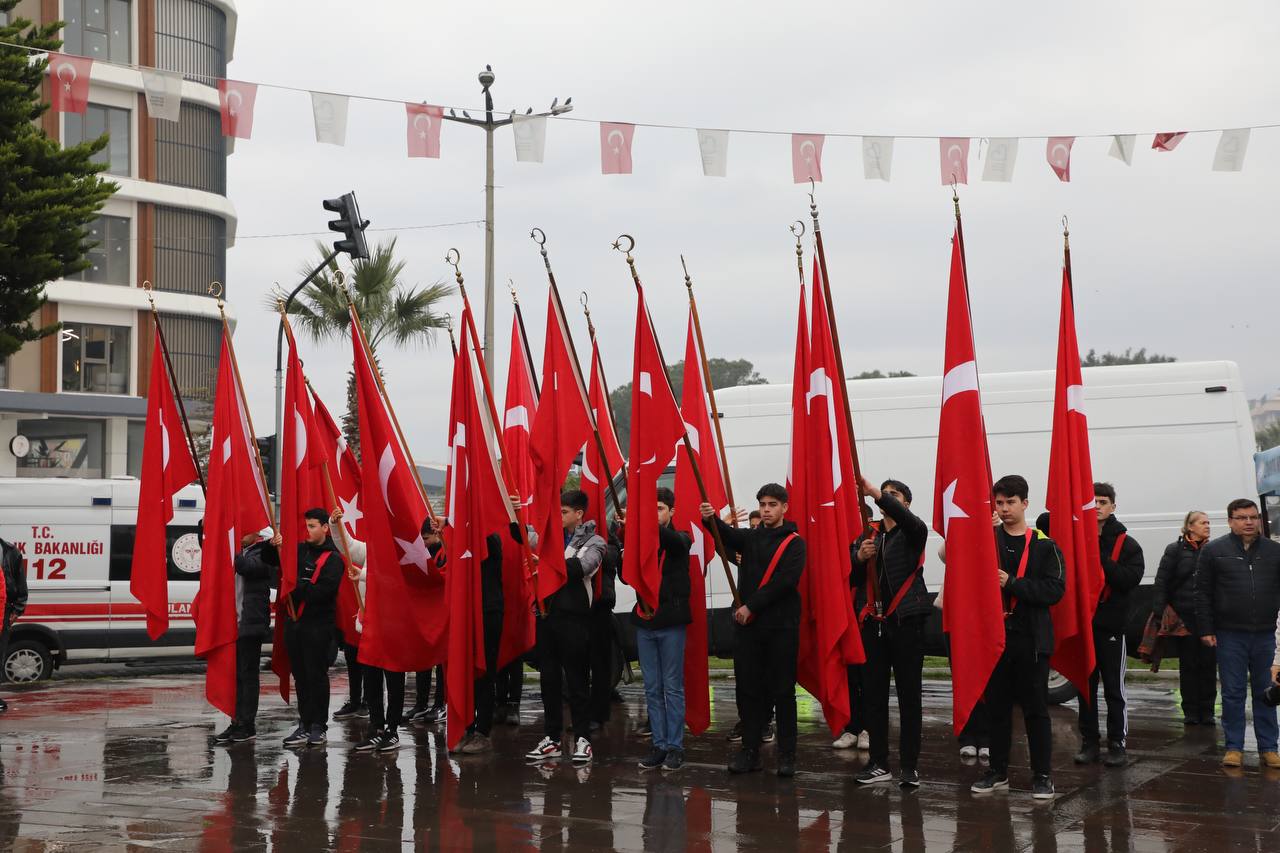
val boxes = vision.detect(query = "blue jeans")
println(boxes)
[1215,629,1278,753]
[636,624,687,752]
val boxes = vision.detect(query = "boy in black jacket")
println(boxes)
[1076,482,1144,767]
[634,487,693,773]
[214,527,281,744]
[0,536,29,714]
[701,483,806,778]
[850,476,931,788]
[282,508,344,749]
[972,475,1065,800]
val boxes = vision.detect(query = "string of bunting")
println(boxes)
[27,45,1271,183]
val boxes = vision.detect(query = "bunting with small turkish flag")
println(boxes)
[1047,137,1075,182]
[1046,263,1104,697]
[498,314,539,668]
[601,122,635,174]
[216,79,258,138]
[940,137,970,184]
[1152,132,1187,152]
[528,292,592,605]
[193,332,271,716]
[444,307,517,749]
[47,53,92,114]
[406,103,444,158]
[132,325,199,640]
[351,309,445,672]
[674,313,726,735]
[792,134,825,183]
[622,286,686,612]
[933,229,1003,734]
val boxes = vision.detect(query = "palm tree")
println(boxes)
[268,237,454,459]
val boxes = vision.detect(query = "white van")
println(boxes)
[609,361,1260,699]
[0,477,205,682]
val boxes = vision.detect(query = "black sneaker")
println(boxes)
[355,729,383,751]
[726,720,743,743]
[727,749,763,774]
[354,704,370,719]
[762,724,776,744]
[1103,743,1127,768]
[636,719,653,739]
[899,768,920,788]
[776,753,796,778]
[1074,743,1100,765]
[406,704,427,721]
[639,747,668,770]
[423,705,447,725]
[855,763,892,785]
[214,723,238,744]
[333,702,362,721]
[231,725,257,743]
[282,725,308,748]
[0,698,8,713]
[1032,775,1055,799]
[662,749,685,772]
[970,771,1009,794]
[376,731,401,752]
[307,726,328,747]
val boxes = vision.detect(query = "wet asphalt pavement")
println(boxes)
[0,672,1277,851]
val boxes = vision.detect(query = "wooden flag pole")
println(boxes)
[510,282,541,397]
[611,236,740,608]
[142,281,206,495]
[579,292,624,450]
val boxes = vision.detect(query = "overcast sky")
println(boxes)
[224,1,1280,464]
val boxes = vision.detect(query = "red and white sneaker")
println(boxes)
[571,737,593,765]
[525,736,561,761]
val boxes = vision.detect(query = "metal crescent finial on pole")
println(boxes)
[680,254,693,293]
[508,278,518,302]
[791,221,806,284]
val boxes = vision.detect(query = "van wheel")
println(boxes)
[3,639,54,684]
[1047,668,1076,705]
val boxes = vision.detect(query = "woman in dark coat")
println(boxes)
[1152,511,1216,724]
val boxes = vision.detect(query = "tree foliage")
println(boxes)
[852,369,917,379]
[1256,421,1280,453]
[608,357,767,448]
[0,3,118,358]
[1080,348,1177,367]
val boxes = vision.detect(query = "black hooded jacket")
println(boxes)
[850,492,931,622]
[997,526,1066,656]
[234,539,279,640]
[630,523,692,631]
[1094,515,1145,634]
[289,537,343,625]
[703,516,806,630]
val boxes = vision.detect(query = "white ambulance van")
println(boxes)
[0,477,204,682]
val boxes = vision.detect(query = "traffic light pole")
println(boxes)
[272,248,340,498]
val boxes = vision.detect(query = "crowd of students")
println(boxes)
[79,468,1279,799]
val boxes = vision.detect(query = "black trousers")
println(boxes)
[469,610,504,737]
[1175,633,1218,721]
[588,607,616,724]
[495,661,523,710]
[959,701,991,748]
[985,633,1053,777]
[363,665,406,732]
[537,613,591,741]
[862,614,925,770]
[285,621,333,730]
[413,665,446,710]
[844,664,866,734]
[1079,624,1128,747]
[341,642,363,705]
[734,621,799,755]
[234,636,264,725]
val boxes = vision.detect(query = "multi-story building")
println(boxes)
[0,0,238,479]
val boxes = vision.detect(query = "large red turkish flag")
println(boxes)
[622,287,686,612]
[309,389,364,649]
[1047,265,1104,697]
[932,230,1003,734]
[132,326,198,640]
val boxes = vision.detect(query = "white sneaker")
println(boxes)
[832,731,858,749]
[979,747,990,759]
[856,730,870,750]
[959,745,978,758]
[571,737,593,764]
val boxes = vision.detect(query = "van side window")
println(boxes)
[110,524,203,582]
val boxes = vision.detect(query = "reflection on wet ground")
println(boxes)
[0,673,1277,850]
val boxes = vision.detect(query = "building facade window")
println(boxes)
[153,206,225,296]
[73,214,131,286]
[126,419,146,477]
[155,312,219,407]
[155,0,227,85]
[61,323,131,395]
[155,103,225,193]
[64,104,132,176]
[63,0,132,63]
[15,417,106,478]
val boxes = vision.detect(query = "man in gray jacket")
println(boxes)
[525,489,605,766]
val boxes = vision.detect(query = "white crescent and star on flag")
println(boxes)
[941,479,969,538]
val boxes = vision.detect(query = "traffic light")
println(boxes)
[322,191,370,260]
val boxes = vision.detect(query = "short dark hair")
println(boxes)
[561,489,589,513]
[656,487,675,509]
[757,483,788,503]
[881,479,912,505]
[1093,482,1116,502]
[1227,498,1259,518]
[304,507,330,525]
[992,475,1029,502]
[748,510,762,521]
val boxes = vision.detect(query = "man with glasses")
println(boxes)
[1195,499,1280,769]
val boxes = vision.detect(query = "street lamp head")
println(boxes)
[478,67,496,89]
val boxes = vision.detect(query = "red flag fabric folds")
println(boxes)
[1047,266,1104,696]
[132,326,198,640]
[48,54,92,114]
[310,390,364,648]
[528,293,592,605]
[351,311,444,672]
[498,314,540,666]
[622,287,686,612]
[674,314,727,736]
[444,310,517,749]
[932,230,1003,734]
[582,338,624,546]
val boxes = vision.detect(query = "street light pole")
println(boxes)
[443,65,571,376]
